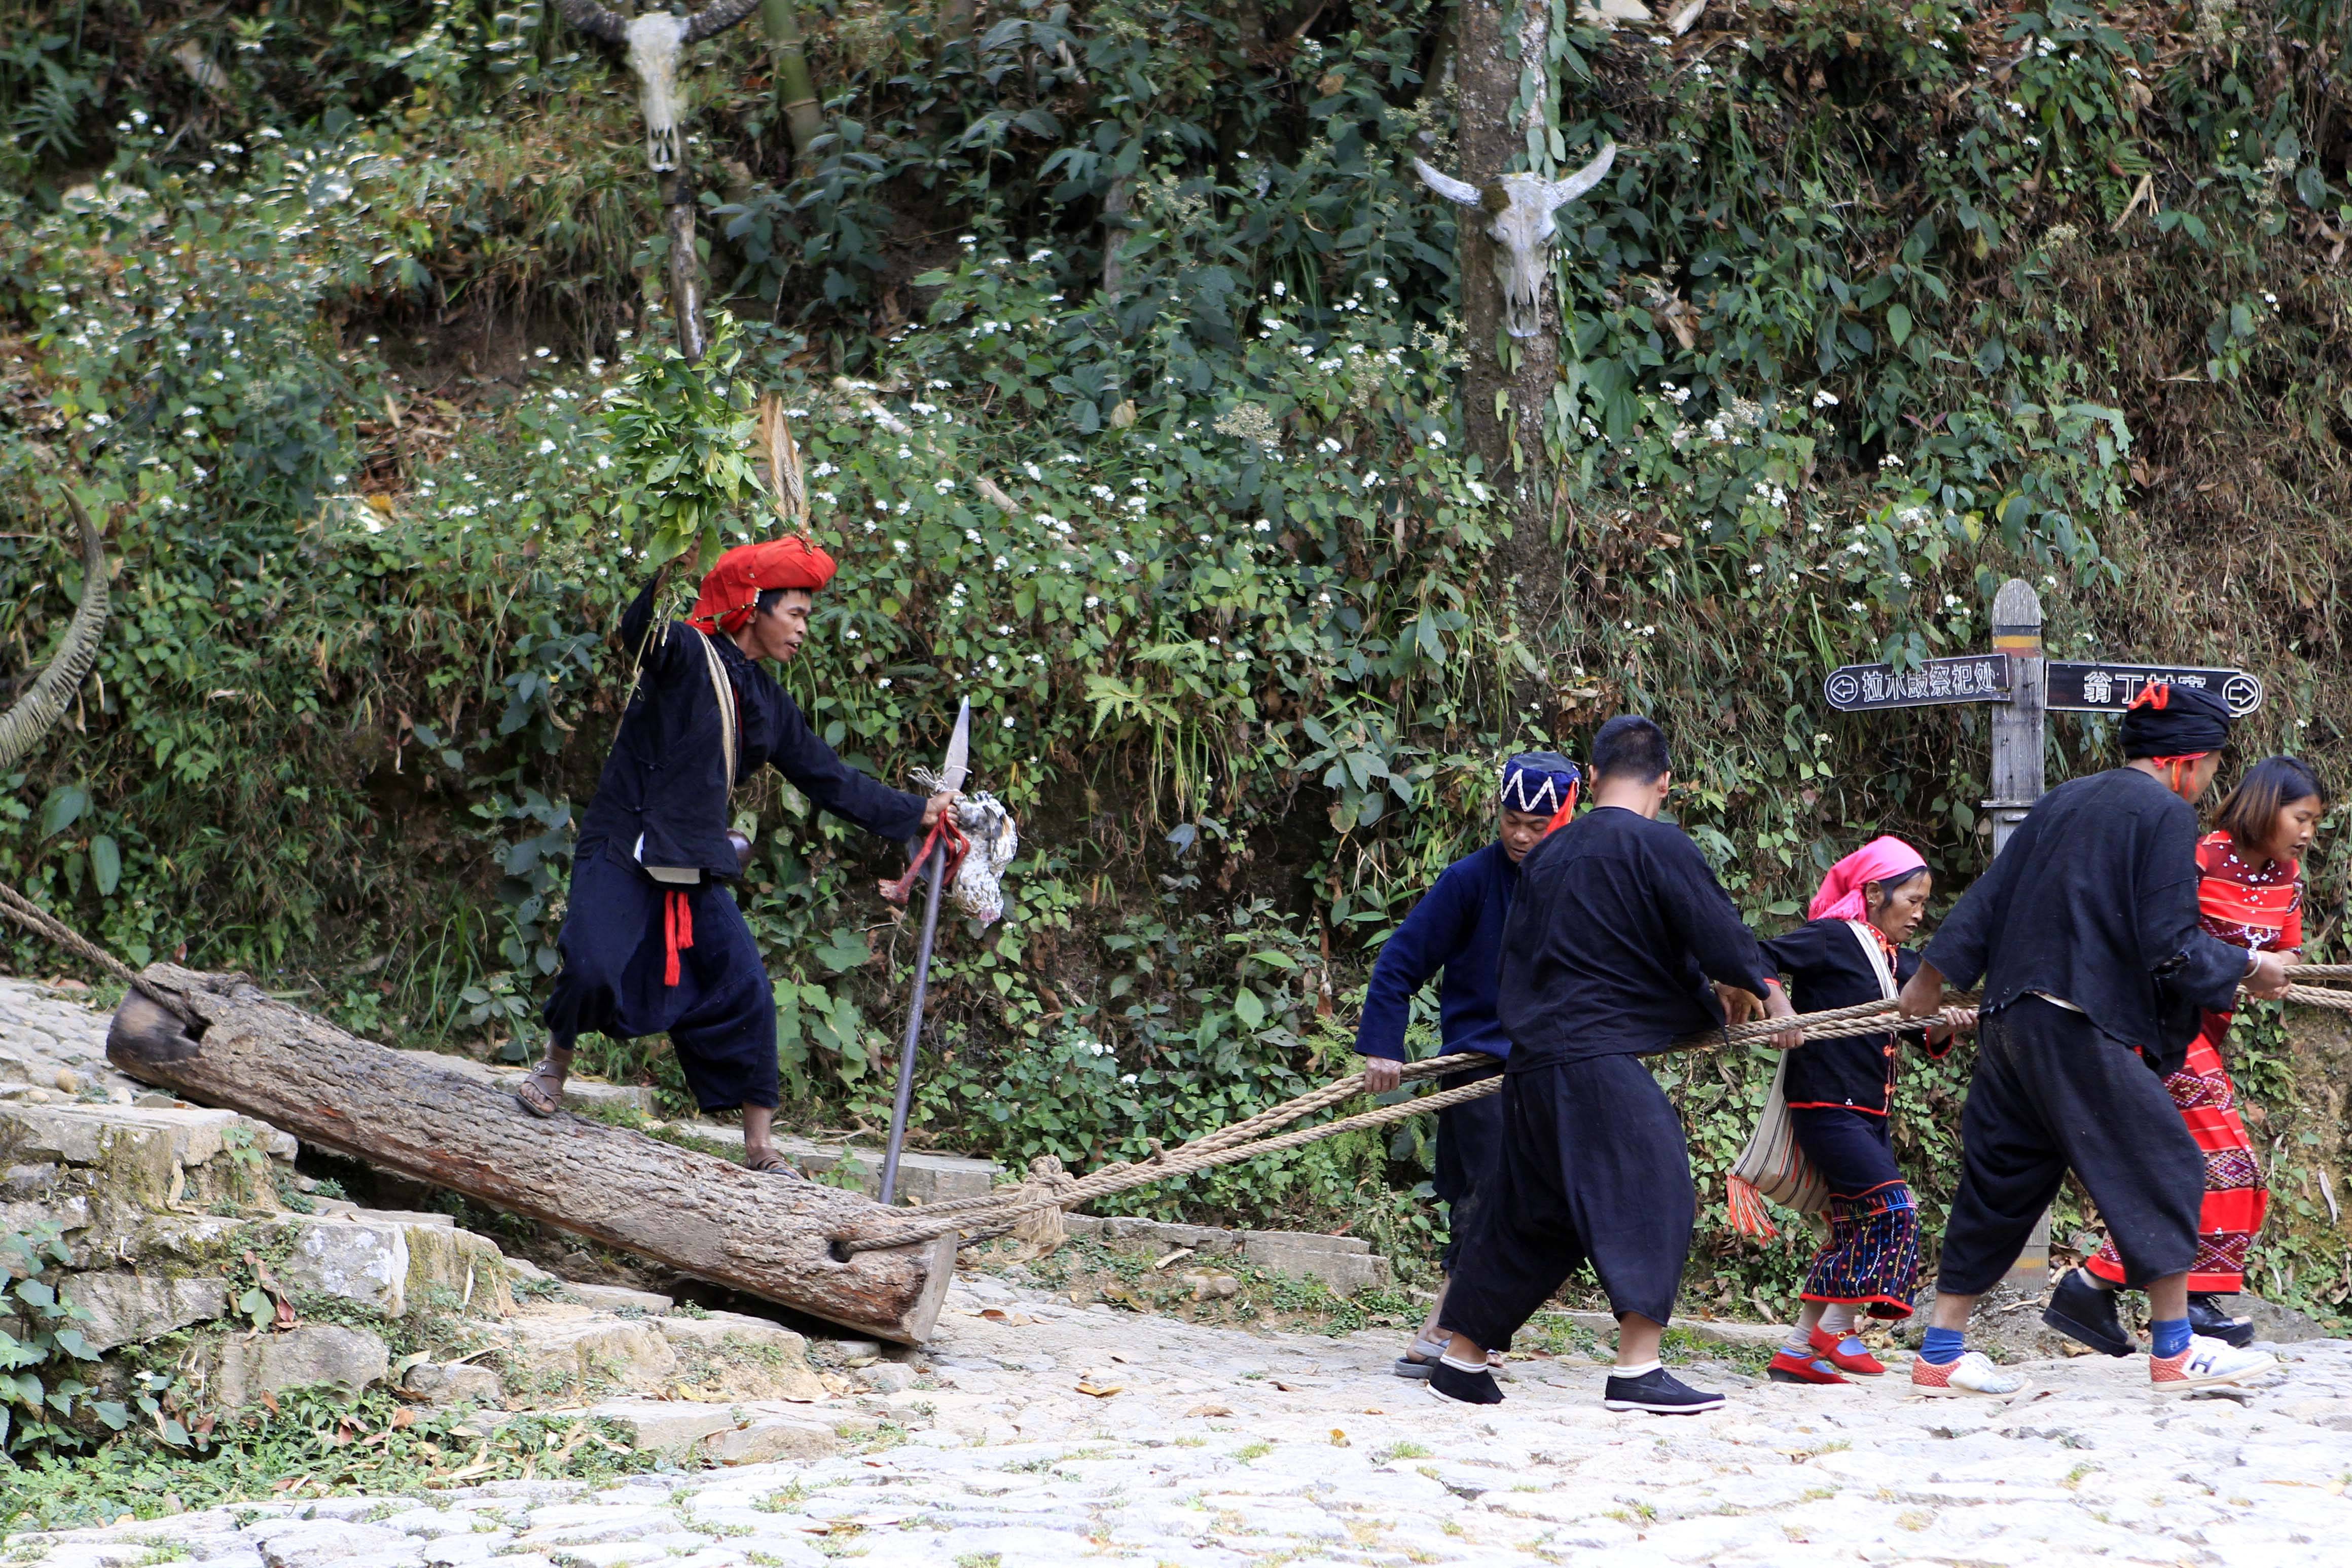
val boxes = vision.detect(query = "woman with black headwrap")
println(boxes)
[1898,682,2292,1396]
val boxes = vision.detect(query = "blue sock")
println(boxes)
[2151,1317,2192,1359]
[1921,1327,1966,1366]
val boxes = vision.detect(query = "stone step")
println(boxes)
[389,1049,660,1118]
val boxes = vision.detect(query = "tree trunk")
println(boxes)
[1100,177,1131,302]
[663,172,708,361]
[105,966,957,1345]
[759,0,825,160]
[1453,0,1564,642]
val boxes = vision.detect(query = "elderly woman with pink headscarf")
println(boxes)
[1749,836,1973,1386]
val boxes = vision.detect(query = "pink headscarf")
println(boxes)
[1808,835,1928,923]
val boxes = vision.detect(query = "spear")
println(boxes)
[878,698,968,1207]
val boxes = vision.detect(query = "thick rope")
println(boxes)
[839,997,1983,1254]
[0,880,197,1024]
[870,1001,1963,1233]
[0,881,136,985]
[844,1074,1512,1253]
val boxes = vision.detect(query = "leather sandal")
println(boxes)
[515,1061,567,1118]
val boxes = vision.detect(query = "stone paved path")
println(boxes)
[13,1266,2352,1566]
[0,976,143,1104]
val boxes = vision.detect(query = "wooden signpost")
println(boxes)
[1824,578,2264,1285]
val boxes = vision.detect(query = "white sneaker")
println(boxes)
[2151,1334,2277,1392]
[1910,1350,2028,1397]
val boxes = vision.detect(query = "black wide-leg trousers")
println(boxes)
[1936,996,2204,1294]
[1439,1054,1693,1347]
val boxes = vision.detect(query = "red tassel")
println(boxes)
[1726,1175,1779,1239]
[663,889,695,987]
[1540,781,1581,839]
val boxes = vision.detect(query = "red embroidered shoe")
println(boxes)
[1809,1327,1887,1376]
[1910,1350,2027,1397]
[2150,1335,2276,1393]
[1767,1350,1849,1385]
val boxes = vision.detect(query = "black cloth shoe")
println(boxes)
[1602,1366,1725,1415]
[2042,1267,2134,1358]
[2189,1293,2256,1348]
[1426,1357,1504,1405]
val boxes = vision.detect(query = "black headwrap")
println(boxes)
[2119,681,2232,759]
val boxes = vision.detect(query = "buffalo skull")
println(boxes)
[554,0,765,174]
[1413,144,1616,339]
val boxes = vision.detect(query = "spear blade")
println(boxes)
[938,697,970,795]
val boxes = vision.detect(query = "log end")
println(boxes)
[107,989,204,1078]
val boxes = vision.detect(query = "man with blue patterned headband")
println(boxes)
[1356,750,1581,1379]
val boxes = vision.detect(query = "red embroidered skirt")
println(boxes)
[2086,1010,2267,1293]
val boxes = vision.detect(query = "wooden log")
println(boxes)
[105,965,956,1345]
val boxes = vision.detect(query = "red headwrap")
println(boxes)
[686,537,838,635]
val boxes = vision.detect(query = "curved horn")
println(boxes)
[0,488,110,774]
[1543,141,1618,211]
[552,0,630,44]
[684,0,766,43]
[1412,157,1483,209]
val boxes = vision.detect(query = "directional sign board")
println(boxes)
[2044,661,2264,717]
[1823,654,2013,713]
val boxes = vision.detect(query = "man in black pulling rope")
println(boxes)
[1429,716,1799,1413]
[1899,681,2290,1396]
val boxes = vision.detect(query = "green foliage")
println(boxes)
[0,1391,658,1530]
[599,315,768,570]
[0,1224,119,1457]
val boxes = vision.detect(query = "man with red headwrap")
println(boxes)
[520,540,954,1172]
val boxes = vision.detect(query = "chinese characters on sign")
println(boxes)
[2044,661,2265,718]
[1823,655,2015,713]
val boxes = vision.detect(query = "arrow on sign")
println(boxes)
[1823,654,2014,713]
[2044,662,2264,717]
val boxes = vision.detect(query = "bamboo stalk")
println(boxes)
[761,0,824,158]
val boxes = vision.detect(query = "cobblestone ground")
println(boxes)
[0,977,142,1102]
[12,1268,2352,1568]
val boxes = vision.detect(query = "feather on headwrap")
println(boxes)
[686,537,837,636]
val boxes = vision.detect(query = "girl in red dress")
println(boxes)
[2055,756,2326,1351]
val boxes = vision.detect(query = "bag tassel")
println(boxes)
[1726,1174,1778,1239]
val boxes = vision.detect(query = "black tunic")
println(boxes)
[575,576,926,880]
[1921,767,2245,1075]
[542,577,928,1111]
[1760,919,1930,1115]
[1497,806,1776,1072]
